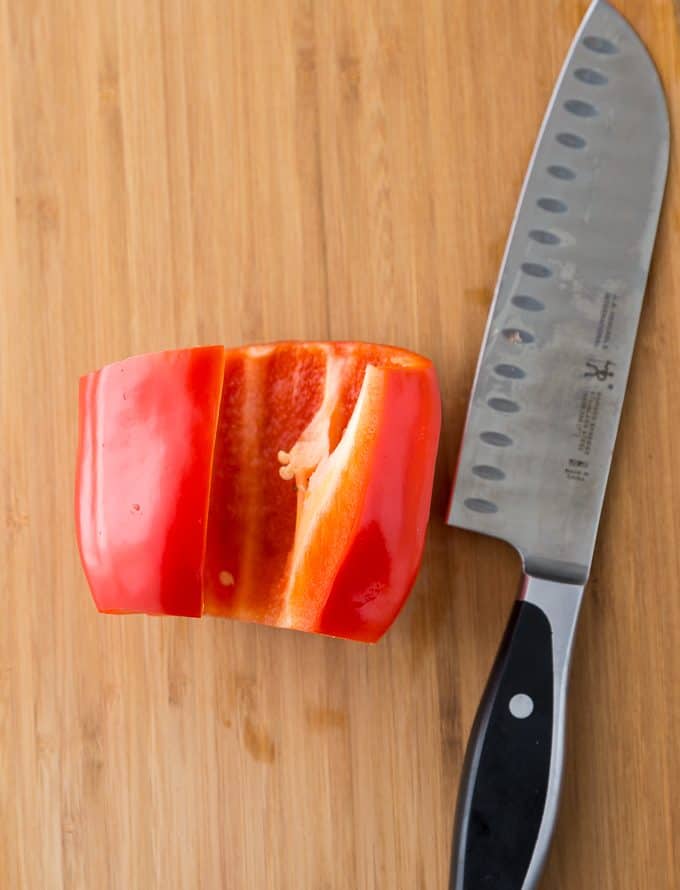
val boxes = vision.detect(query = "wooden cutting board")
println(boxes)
[2,1,678,887]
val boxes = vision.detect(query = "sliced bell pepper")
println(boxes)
[76,342,441,642]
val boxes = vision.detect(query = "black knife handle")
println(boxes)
[449,575,584,890]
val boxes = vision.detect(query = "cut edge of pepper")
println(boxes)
[198,347,228,616]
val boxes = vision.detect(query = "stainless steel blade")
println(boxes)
[447,0,669,584]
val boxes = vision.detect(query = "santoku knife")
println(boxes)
[447,2,669,888]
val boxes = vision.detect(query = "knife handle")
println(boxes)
[449,575,584,890]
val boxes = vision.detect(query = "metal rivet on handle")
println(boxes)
[509,694,534,719]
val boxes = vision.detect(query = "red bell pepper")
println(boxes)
[76,342,441,642]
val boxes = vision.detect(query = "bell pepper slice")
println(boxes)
[76,341,441,641]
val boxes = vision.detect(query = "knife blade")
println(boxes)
[447,2,669,888]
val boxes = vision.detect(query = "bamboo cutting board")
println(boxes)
[1,1,678,888]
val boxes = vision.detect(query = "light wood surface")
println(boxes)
[2,1,678,888]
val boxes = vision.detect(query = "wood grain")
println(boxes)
[1,1,678,887]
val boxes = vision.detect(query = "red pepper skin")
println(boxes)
[75,347,225,616]
[317,365,440,642]
[75,342,441,641]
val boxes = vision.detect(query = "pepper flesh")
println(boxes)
[76,342,441,641]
